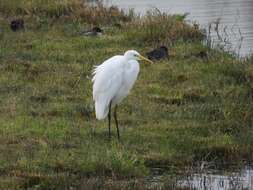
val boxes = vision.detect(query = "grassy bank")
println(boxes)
[0,0,253,189]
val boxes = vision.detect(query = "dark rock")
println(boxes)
[198,51,208,58]
[195,51,209,61]
[146,46,169,61]
[10,19,24,31]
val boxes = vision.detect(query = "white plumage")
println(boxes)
[92,50,152,139]
[92,51,140,119]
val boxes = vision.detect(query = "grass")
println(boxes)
[124,10,204,46]
[0,0,253,189]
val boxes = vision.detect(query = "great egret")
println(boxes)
[92,50,153,139]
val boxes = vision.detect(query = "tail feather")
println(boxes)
[95,100,109,120]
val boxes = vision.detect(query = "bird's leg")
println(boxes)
[108,102,112,139]
[114,105,120,140]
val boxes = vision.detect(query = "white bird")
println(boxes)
[92,50,153,139]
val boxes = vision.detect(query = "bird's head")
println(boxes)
[160,46,168,52]
[92,27,103,33]
[124,50,153,64]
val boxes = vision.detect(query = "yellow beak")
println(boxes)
[138,54,153,64]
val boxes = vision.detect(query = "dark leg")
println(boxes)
[108,102,112,139]
[114,105,120,140]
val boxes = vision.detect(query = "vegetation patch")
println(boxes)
[0,0,252,189]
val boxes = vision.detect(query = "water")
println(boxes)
[177,167,253,190]
[146,166,253,190]
[107,0,253,57]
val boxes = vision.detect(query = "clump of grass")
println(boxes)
[0,0,132,25]
[124,9,204,46]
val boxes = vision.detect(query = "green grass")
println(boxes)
[0,1,253,189]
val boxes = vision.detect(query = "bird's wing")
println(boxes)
[92,55,124,102]
[122,60,140,93]
[92,56,124,119]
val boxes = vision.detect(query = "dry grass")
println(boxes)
[124,10,204,47]
[0,0,132,24]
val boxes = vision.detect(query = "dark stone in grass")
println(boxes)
[146,46,169,61]
[198,51,208,58]
[195,50,209,61]
[81,26,103,37]
[10,19,24,31]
